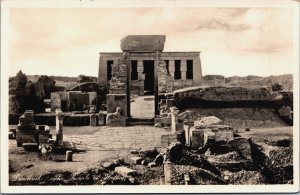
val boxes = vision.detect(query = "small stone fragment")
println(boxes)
[130,157,143,165]
[148,162,156,167]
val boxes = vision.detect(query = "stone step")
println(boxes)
[126,118,154,126]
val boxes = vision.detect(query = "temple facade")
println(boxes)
[98,50,202,95]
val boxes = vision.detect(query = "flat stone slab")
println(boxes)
[114,166,137,177]
[121,35,166,52]
[130,157,143,165]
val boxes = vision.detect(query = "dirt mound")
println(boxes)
[179,108,287,129]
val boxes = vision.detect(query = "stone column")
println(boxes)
[181,60,187,80]
[55,109,64,146]
[168,60,175,78]
[170,107,179,134]
[164,160,172,185]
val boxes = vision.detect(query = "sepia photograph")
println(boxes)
[1,0,299,193]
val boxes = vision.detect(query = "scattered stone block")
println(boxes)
[23,143,39,152]
[194,116,223,129]
[130,157,143,165]
[9,132,14,139]
[66,150,73,162]
[102,162,115,170]
[148,162,156,167]
[138,149,158,158]
[114,166,138,177]
[16,130,36,145]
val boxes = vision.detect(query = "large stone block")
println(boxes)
[194,116,222,129]
[114,166,138,177]
[120,35,166,51]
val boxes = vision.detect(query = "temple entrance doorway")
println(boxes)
[143,60,154,95]
[130,60,155,120]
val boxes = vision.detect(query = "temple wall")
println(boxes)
[98,52,202,93]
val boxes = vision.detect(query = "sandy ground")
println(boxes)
[8,125,293,182]
[130,95,154,119]
[9,125,171,178]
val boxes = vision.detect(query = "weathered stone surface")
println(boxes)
[120,35,166,51]
[172,86,285,109]
[130,157,143,165]
[194,116,223,129]
[114,166,138,177]
[106,107,126,127]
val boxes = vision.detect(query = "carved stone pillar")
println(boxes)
[170,106,179,134]
[55,109,64,146]
[181,60,187,80]
[168,60,175,78]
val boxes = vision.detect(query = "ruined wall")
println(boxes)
[69,92,89,111]
[178,108,288,129]
[157,61,169,93]
[106,58,128,117]
[172,86,284,109]
[98,53,122,86]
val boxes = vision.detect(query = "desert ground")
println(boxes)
[9,124,293,185]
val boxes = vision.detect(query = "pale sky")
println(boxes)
[9,7,295,77]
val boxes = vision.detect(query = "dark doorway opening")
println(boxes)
[143,60,154,95]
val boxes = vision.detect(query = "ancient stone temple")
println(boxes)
[100,35,202,124]
[98,36,202,95]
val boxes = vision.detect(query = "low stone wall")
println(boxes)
[178,108,287,129]
[172,86,285,109]
[9,113,93,126]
